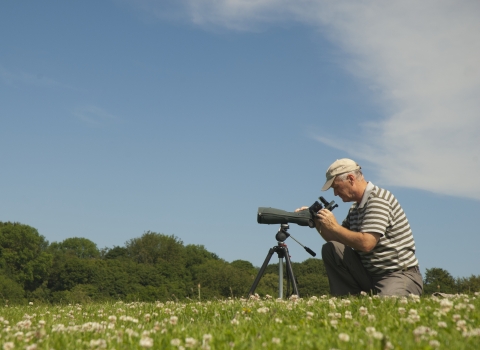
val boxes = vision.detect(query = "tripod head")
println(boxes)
[274,224,316,257]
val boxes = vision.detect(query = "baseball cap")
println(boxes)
[321,158,361,191]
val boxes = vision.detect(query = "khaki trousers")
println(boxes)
[321,241,423,296]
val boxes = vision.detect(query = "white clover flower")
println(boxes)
[330,320,338,326]
[171,338,181,346]
[398,307,406,314]
[338,333,350,342]
[3,342,14,350]
[368,314,376,321]
[429,340,441,348]
[89,339,107,349]
[344,311,352,319]
[231,319,239,325]
[306,311,314,319]
[366,327,376,334]
[359,306,368,316]
[438,321,447,328]
[170,316,179,325]
[257,307,269,314]
[185,337,198,348]
[203,334,212,342]
[272,338,281,344]
[139,337,154,348]
[413,326,432,336]
[373,331,383,340]
[385,341,394,349]
[275,318,283,323]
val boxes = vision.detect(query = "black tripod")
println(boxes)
[247,224,316,299]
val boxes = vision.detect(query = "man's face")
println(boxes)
[331,175,354,202]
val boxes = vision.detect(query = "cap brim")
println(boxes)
[321,176,335,191]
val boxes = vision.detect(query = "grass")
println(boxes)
[1,293,479,349]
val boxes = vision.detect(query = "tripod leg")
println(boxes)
[284,248,300,297]
[247,248,275,297]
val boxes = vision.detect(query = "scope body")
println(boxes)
[257,196,338,228]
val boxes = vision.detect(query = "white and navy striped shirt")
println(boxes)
[342,183,419,275]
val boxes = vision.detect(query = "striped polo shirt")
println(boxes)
[342,182,419,275]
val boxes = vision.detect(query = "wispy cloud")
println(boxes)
[0,63,74,89]
[125,0,480,200]
[73,105,119,127]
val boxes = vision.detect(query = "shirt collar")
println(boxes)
[358,181,374,208]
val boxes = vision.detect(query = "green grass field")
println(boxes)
[1,293,479,349]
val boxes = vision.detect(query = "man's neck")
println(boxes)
[354,180,368,204]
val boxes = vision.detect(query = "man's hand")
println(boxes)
[316,208,339,231]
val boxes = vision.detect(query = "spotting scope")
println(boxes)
[257,196,338,228]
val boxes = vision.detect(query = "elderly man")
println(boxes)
[299,158,423,296]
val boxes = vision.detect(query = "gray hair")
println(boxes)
[336,169,363,181]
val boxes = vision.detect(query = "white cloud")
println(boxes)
[127,0,480,200]
[0,63,73,89]
[73,105,119,127]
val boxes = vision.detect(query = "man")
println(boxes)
[298,158,423,296]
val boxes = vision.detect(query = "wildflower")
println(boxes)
[452,314,461,322]
[330,320,338,327]
[360,291,367,296]
[385,341,394,349]
[203,334,213,342]
[372,331,383,340]
[438,321,447,328]
[398,307,406,314]
[139,337,154,348]
[231,319,239,325]
[359,306,368,316]
[429,340,440,348]
[171,339,181,346]
[275,318,283,323]
[257,307,269,314]
[185,338,198,348]
[29,302,33,305]
[338,333,350,342]
[272,338,281,344]
[26,345,38,350]
[344,311,352,319]
[170,316,178,325]
[368,314,376,321]
[306,311,314,319]
[3,343,14,350]
[89,339,107,349]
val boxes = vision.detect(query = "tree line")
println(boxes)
[0,221,478,304]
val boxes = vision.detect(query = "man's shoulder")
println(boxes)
[370,185,396,202]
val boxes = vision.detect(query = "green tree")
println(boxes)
[424,267,457,294]
[0,222,52,291]
[49,237,100,259]
[456,275,480,294]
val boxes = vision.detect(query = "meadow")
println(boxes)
[1,293,479,350]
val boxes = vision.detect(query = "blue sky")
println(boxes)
[1,0,479,278]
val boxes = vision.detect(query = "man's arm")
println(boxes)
[316,209,381,252]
